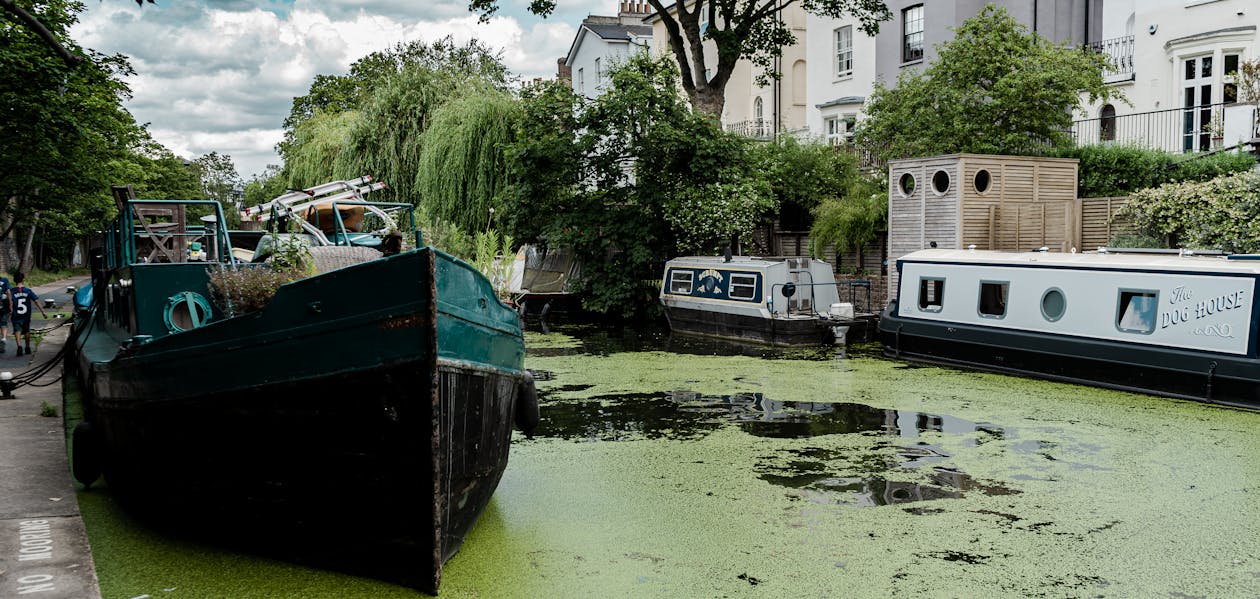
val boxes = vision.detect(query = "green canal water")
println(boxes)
[76,321,1260,598]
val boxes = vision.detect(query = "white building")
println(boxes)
[804,13,876,146]
[1076,0,1258,151]
[563,3,654,99]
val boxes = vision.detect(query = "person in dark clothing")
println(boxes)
[9,272,46,356]
[0,274,11,354]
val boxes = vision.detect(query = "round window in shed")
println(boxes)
[1041,288,1066,322]
[974,169,992,194]
[898,173,916,196]
[932,170,951,195]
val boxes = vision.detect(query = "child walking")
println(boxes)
[9,272,46,356]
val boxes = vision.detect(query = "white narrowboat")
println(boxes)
[660,255,875,346]
[879,248,1260,407]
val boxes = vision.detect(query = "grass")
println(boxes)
[22,266,89,288]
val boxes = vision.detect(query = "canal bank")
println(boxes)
[0,278,100,599]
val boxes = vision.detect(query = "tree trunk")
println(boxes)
[19,211,38,273]
[691,87,726,118]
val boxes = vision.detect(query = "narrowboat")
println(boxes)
[659,255,877,346]
[67,179,539,593]
[879,248,1260,408]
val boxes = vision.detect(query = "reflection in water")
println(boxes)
[534,388,1014,506]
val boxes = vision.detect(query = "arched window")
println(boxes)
[1100,104,1116,142]
[754,97,764,122]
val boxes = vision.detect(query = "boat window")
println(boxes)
[918,277,944,312]
[729,273,758,300]
[669,270,694,294]
[1116,289,1158,334]
[977,281,1008,318]
[932,170,951,195]
[1041,288,1066,322]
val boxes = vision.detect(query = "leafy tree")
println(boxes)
[469,0,890,116]
[809,173,886,257]
[280,37,513,162]
[417,88,519,233]
[856,5,1117,162]
[191,152,243,227]
[752,138,860,227]
[506,53,773,317]
[0,0,143,263]
[242,164,289,209]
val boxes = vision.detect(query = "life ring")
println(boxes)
[515,371,540,436]
[72,421,103,489]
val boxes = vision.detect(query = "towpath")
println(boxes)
[0,277,101,599]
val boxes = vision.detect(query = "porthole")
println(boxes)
[164,291,213,333]
[932,170,951,195]
[974,169,991,194]
[1041,288,1066,322]
[898,172,916,196]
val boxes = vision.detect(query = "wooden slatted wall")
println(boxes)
[1079,196,1133,250]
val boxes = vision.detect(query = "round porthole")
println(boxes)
[1041,288,1066,322]
[898,173,916,196]
[974,169,991,194]
[164,291,213,333]
[932,170,951,195]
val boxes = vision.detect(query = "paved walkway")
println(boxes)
[0,277,101,599]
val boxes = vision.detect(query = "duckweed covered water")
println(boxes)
[78,321,1260,597]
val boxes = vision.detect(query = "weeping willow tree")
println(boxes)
[283,110,363,189]
[348,66,465,203]
[809,174,888,259]
[417,88,519,233]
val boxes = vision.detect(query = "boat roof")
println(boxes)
[899,248,1260,275]
[665,256,817,269]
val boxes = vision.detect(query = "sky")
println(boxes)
[70,0,608,181]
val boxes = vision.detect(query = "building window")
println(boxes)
[594,58,601,83]
[668,270,694,294]
[824,114,857,146]
[1117,289,1158,334]
[577,67,584,96]
[754,97,764,122]
[1100,104,1117,141]
[974,169,991,193]
[978,281,1008,318]
[931,169,951,195]
[1224,53,1240,103]
[729,273,758,300]
[898,172,916,196]
[918,277,944,312]
[902,5,924,63]
[825,116,840,146]
[835,26,853,77]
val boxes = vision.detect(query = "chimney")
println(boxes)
[556,57,571,81]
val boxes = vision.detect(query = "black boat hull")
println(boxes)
[879,301,1260,409]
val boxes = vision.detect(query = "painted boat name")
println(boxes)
[1160,286,1246,330]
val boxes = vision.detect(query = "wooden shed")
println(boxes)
[886,154,1080,299]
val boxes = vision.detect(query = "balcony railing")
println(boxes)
[1070,101,1259,153]
[1086,35,1135,81]
[726,119,773,140]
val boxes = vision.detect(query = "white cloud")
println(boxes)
[71,0,577,180]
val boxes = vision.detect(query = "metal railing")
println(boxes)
[1069,101,1259,153]
[1085,35,1135,80]
[725,119,773,140]
[766,280,873,318]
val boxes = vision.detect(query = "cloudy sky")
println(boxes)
[70,0,606,180]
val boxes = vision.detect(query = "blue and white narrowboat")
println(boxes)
[660,255,875,346]
[879,248,1260,408]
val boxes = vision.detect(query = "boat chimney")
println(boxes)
[723,245,732,263]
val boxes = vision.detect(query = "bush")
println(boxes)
[809,173,888,256]
[1119,170,1260,253]
[1056,145,1257,197]
[206,265,304,317]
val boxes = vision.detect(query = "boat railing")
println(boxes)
[323,200,422,249]
[110,200,236,268]
[767,280,873,318]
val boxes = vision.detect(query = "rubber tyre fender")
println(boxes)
[514,371,540,436]
[72,421,103,489]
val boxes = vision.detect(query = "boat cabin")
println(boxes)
[880,248,1260,406]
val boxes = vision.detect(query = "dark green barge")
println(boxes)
[67,184,537,594]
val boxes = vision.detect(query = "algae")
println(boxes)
[77,322,1260,598]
